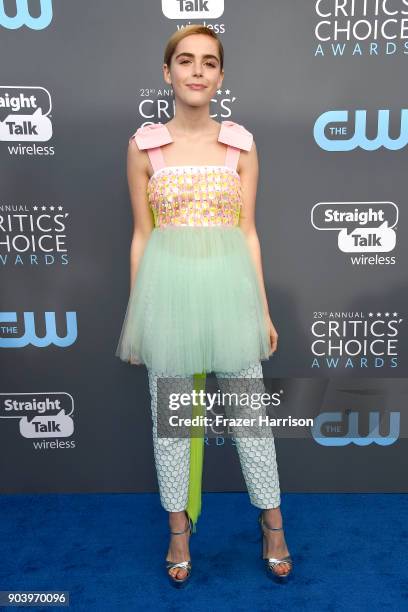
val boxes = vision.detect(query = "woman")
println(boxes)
[115,24,293,587]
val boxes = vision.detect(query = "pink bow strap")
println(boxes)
[218,120,253,151]
[130,122,174,149]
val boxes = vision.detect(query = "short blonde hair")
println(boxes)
[164,24,224,71]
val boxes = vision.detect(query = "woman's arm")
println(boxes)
[126,139,155,292]
[238,140,278,355]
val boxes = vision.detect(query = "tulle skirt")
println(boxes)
[115,225,271,377]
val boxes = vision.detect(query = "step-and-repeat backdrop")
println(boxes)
[1,1,407,495]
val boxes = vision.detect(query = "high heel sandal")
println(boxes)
[165,510,192,588]
[258,510,293,582]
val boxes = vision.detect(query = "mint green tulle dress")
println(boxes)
[115,120,271,530]
[115,121,271,376]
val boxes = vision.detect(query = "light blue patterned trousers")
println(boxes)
[147,361,281,512]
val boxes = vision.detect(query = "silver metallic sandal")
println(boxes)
[165,511,192,588]
[258,510,293,582]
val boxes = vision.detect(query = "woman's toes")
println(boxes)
[169,566,187,580]
[175,569,186,579]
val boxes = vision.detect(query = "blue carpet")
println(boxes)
[0,492,407,611]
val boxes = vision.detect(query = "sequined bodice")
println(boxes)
[147,165,242,228]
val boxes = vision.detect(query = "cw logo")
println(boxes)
[0,0,53,30]
[0,312,77,347]
[311,411,400,446]
[314,109,408,151]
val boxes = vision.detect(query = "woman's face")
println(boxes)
[164,34,224,106]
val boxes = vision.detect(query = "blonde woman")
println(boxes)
[116,24,293,587]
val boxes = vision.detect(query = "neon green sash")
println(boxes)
[186,371,206,533]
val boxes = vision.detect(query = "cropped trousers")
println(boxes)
[146,360,281,512]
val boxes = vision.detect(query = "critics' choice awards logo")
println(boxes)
[0,0,53,30]
[310,311,403,370]
[0,202,69,267]
[314,0,408,56]
[162,0,224,19]
[0,312,77,347]
[314,109,408,151]
[138,93,237,125]
[0,393,76,447]
[311,201,398,266]
[312,409,400,446]
[0,87,54,153]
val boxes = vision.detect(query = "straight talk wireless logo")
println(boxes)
[162,0,225,31]
[0,392,76,448]
[162,0,224,19]
[311,201,398,265]
[0,86,55,155]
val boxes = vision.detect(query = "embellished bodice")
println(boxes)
[131,119,253,229]
[147,165,242,228]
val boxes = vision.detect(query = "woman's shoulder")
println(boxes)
[217,120,253,151]
[128,122,173,150]
[129,119,253,151]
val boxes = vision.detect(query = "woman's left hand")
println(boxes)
[265,314,278,356]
